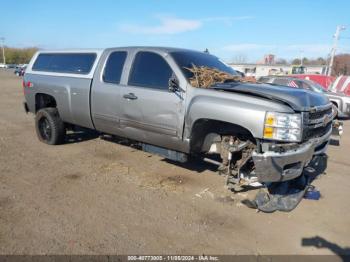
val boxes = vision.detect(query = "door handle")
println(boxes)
[123,93,138,100]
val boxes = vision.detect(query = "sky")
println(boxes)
[1,0,350,62]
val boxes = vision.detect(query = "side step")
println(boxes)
[141,143,188,163]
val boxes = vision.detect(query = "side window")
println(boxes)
[128,51,173,90]
[103,51,127,84]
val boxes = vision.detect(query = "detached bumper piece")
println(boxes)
[252,128,331,183]
[242,154,327,213]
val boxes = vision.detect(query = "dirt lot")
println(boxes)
[0,69,349,256]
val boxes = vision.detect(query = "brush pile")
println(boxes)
[184,65,241,88]
[184,65,256,88]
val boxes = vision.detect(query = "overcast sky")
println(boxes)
[1,0,350,62]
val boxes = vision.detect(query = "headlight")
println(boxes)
[263,112,302,142]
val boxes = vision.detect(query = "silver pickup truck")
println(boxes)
[23,47,335,189]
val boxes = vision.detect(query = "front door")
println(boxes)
[119,51,185,150]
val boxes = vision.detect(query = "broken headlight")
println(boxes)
[263,112,302,142]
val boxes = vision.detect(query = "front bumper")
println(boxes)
[252,127,331,182]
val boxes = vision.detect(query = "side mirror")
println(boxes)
[168,76,180,92]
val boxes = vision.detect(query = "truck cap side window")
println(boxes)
[128,51,173,90]
[103,51,127,84]
[32,53,96,74]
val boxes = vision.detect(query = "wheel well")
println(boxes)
[35,93,57,112]
[331,101,338,108]
[189,119,255,153]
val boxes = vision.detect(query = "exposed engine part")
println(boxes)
[219,136,257,191]
[332,120,343,137]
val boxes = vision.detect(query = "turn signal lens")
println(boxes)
[263,112,302,142]
[263,126,274,138]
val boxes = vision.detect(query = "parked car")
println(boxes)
[258,76,350,118]
[6,64,17,69]
[14,65,27,76]
[0,63,6,68]
[329,75,350,96]
[289,74,335,90]
[23,47,335,190]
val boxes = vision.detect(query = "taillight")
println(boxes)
[23,81,33,88]
[23,80,33,95]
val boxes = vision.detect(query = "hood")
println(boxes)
[326,90,345,97]
[212,82,330,111]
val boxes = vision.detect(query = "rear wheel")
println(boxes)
[35,108,65,145]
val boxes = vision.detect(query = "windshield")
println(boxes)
[170,51,238,80]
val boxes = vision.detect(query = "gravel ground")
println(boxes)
[0,69,349,256]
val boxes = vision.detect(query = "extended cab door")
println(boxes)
[91,50,128,135]
[119,51,186,151]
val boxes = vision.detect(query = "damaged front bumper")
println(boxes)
[252,128,332,183]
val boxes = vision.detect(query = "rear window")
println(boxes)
[258,77,271,83]
[273,78,290,86]
[32,53,96,74]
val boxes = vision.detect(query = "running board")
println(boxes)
[141,144,188,163]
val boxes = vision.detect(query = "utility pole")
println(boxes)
[327,25,346,76]
[300,50,304,66]
[0,37,5,65]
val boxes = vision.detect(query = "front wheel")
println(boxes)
[35,108,66,145]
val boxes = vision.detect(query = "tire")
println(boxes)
[35,108,66,145]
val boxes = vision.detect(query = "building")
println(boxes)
[230,63,326,78]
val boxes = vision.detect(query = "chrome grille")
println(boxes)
[303,104,333,141]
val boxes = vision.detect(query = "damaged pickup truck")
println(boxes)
[23,47,335,191]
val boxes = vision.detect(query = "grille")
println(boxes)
[304,122,332,140]
[309,107,332,120]
[303,105,333,141]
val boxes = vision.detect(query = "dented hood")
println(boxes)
[212,82,330,111]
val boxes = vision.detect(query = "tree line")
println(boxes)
[2,47,349,76]
[1,47,38,64]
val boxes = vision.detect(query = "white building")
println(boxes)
[229,63,326,78]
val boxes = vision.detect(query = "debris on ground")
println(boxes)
[304,186,321,200]
[195,188,214,199]
[242,154,327,213]
[241,175,309,213]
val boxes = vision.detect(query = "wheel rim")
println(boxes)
[38,117,52,141]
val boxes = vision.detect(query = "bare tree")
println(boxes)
[231,54,248,64]
[333,54,350,76]
[275,58,287,65]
